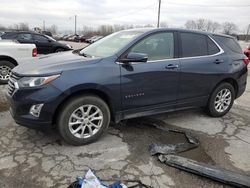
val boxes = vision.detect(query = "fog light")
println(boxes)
[30,104,44,117]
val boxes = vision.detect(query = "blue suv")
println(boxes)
[6,28,248,145]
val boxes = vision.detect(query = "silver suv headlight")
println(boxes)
[17,74,60,88]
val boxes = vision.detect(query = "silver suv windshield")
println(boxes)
[80,30,144,58]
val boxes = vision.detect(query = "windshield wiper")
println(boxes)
[79,51,91,58]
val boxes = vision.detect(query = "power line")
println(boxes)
[166,1,250,7]
[99,2,157,21]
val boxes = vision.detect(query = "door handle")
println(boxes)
[213,59,224,64]
[165,64,179,69]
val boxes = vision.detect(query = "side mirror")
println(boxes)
[120,52,148,63]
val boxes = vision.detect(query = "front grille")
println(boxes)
[7,72,21,96]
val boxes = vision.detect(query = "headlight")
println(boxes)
[17,74,60,88]
[66,44,73,49]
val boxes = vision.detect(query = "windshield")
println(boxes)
[80,30,144,58]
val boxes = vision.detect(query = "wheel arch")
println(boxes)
[0,55,18,66]
[52,88,116,125]
[212,78,238,99]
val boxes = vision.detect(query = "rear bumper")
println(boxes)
[236,67,248,98]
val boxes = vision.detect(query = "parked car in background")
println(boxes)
[0,40,36,83]
[7,28,248,145]
[79,35,89,43]
[86,35,103,43]
[41,31,52,37]
[244,45,250,59]
[0,31,72,54]
[90,36,103,43]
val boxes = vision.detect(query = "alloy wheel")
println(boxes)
[68,104,103,139]
[0,65,11,81]
[214,88,232,113]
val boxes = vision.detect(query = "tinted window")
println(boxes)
[207,37,220,55]
[33,34,48,42]
[18,33,32,40]
[1,32,17,39]
[213,35,242,54]
[130,32,174,61]
[181,33,207,57]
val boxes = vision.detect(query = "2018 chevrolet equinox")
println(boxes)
[6,28,248,145]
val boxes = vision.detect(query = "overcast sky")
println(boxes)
[0,0,249,33]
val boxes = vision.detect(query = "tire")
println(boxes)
[0,60,15,84]
[55,48,64,53]
[57,95,110,145]
[206,82,235,117]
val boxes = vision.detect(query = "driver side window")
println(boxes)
[130,32,174,61]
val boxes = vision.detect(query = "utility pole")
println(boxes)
[74,15,77,35]
[245,24,250,41]
[43,20,45,31]
[157,0,161,28]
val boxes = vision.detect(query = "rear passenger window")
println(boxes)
[180,33,208,57]
[18,33,32,40]
[207,37,220,55]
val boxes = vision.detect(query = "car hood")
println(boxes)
[13,51,102,76]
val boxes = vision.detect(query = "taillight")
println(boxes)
[32,48,37,57]
[243,57,249,66]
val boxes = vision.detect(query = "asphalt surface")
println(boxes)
[0,46,249,187]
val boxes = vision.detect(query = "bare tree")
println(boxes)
[222,22,238,35]
[113,24,125,32]
[210,22,220,33]
[196,19,206,31]
[185,20,197,30]
[185,19,221,33]
[0,25,6,31]
[47,24,58,34]
[99,25,114,36]
[18,23,29,31]
[160,21,168,28]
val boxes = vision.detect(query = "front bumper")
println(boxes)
[6,84,65,129]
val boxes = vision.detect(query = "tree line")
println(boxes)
[0,19,243,36]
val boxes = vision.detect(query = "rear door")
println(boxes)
[32,34,52,54]
[120,32,180,113]
[177,32,227,107]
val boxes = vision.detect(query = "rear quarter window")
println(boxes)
[213,35,242,54]
[207,37,220,55]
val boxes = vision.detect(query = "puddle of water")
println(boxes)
[114,118,214,164]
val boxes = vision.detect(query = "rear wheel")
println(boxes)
[0,60,15,84]
[206,82,235,117]
[57,95,110,145]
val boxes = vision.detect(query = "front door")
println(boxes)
[120,32,180,112]
[33,34,52,54]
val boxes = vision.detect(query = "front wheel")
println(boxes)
[55,48,64,53]
[206,82,235,117]
[0,60,15,84]
[57,95,110,145]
